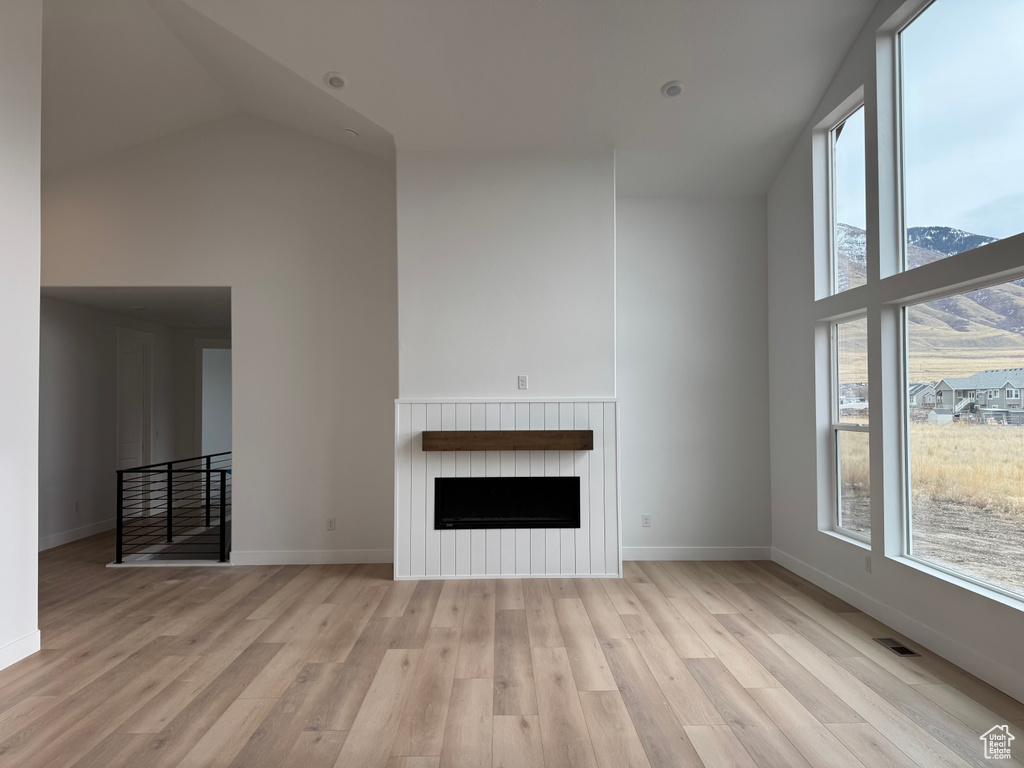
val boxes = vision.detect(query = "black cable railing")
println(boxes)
[115,452,231,563]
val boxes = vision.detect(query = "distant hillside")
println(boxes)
[836,224,1024,382]
[907,226,998,262]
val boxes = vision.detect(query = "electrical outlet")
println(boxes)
[327,518,336,532]
[865,554,872,573]
[642,515,652,528]
[517,375,528,390]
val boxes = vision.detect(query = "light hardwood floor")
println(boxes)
[1,534,1022,767]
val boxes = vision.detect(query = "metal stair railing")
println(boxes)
[954,396,975,414]
[115,452,231,563]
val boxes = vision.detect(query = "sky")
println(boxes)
[835,0,1024,241]
[834,107,866,231]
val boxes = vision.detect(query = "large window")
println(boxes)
[905,279,1024,597]
[901,0,1024,266]
[834,316,870,538]
[814,0,1024,604]
[896,1,1024,598]
[830,105,867,293]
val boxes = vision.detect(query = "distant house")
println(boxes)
[935,369,1024,414]
[908,382,936,408]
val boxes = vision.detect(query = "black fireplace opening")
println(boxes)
[434,477,580,530]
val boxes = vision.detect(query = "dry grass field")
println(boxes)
[836,301,1024,385]
[840,344,1024,386]
[909,422,1024,516]
[842,422,1024,517]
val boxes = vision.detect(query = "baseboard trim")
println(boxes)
[623,546,772,561]
[39,518,115,552]
[395,573,622,581]
[772,546,1024,704]
[231,549,394,565]
[0,630,41,672]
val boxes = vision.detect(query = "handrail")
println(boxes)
[118,451,231,473]
[115,451,231,564]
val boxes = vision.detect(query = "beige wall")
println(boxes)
[43,114,398,563]
[39,299,174,549]
[617,196,771,559]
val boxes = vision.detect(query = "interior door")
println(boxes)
[116,327,154,471]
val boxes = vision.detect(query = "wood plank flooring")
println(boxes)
[1,535,1022,767]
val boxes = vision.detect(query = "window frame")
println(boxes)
[827,102,868,296]
[900,276,1024,603]
[812,0,1024,608]
[831,315,871,542]
[894,2,1024,601]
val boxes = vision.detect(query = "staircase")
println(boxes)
[954,396,975,414]
[115,452,231,564]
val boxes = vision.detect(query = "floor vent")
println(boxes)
[873,637,920,657]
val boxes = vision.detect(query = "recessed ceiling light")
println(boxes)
[323,72,346,90]
[661,80,684,98]
[345,128,359,138]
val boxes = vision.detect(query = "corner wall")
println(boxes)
[43,115,398,564]
[617,197,772,559]
[0,0,42,670]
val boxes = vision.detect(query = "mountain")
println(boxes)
[836,224,1024,381]
[907,226,998,261]
[834,223,867,292]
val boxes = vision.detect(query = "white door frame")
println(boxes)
[194,338,232,457]
[116,327,154,470]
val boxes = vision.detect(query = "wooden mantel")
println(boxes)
[421,429,593,452]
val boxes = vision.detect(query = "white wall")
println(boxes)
[0,0,42,670]
[767,0,1024,701]
[201,348,232,454]
[38,298,179,551]
[617,198,771,560]
[43,115,398,563]
[397,151,616,399]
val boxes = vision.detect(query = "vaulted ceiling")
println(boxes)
[42,0,877,195]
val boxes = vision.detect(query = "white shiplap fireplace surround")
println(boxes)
[394,399,620,579]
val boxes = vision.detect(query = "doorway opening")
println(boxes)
[39,286,231,563]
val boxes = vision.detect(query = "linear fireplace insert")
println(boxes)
[434,477,580,530]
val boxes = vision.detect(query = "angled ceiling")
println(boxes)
[42,0,877,195]
[41,0,234,173]
[41,0,392,175]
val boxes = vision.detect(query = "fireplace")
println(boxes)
[434,477,580,530]
[394,399,620,578]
